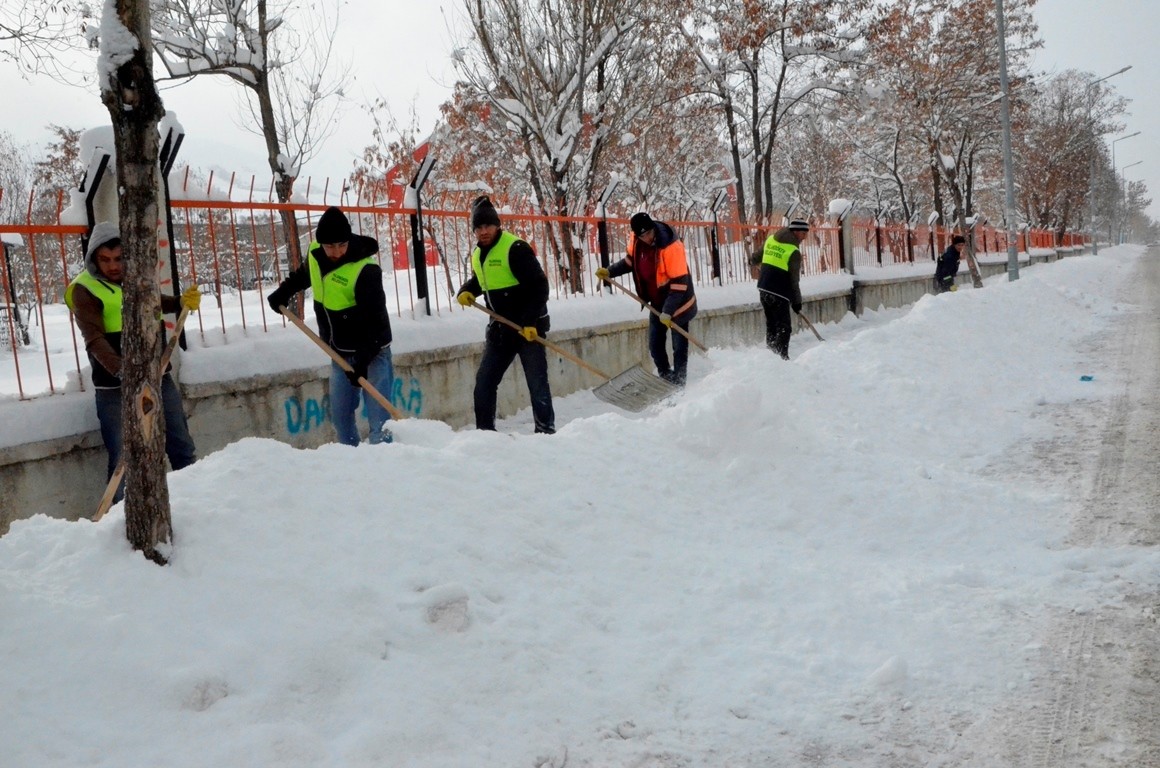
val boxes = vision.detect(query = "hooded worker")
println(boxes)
[596,211,698,385]
[266,206,396,446]
[935,234,966,293]
[64,222,201,502]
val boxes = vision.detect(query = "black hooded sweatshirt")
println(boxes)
[268,234,393,359]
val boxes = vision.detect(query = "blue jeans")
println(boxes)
[330,345,395,446]
[95,373,198,503]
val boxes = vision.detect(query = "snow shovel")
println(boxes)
[599,276,708,352]
[278,306,407,422]
[93,307,191,522]
[467,300,677,412]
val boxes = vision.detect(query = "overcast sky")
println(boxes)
[1,0,1156,218]
[1030,0,1158,218]
[1,0,459,185]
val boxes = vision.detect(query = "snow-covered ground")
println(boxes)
[2,245,1156,767]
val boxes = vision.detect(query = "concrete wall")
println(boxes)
[0,254,1074,533]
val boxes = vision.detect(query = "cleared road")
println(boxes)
[958,248,1160,766]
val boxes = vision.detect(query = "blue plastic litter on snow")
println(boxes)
[1080,375,1094,381]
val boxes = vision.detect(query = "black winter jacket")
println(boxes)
[268,234,392,358]
[935,244,962,283]
[458,230,550,332]
[756,228,803,309]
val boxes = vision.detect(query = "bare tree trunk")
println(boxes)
[931,162,944,226]
[722,97,747,226]
[102,0,173,564]
[550,173,583,294]
[942,170,984,289]
[253,78,303,317]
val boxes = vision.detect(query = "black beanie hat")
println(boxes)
[630,212,655,236]
[471,196,502,229]
[316,206,352,244]
[952,235,966,245]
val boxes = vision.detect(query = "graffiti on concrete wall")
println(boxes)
[284,394,331,435]
[283,376,424,435]
[393,377,423,417]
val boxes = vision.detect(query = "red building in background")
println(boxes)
[365,140,443,271]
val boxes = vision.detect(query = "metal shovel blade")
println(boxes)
[592,364,679,412]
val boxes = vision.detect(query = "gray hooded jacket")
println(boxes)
[84,221,120,272]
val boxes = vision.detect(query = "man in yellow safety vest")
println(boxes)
[755,218,809,360]
[455,196,554,434]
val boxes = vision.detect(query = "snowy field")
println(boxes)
[2,246,1156,767]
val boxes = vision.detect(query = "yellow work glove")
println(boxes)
[521,326,539,342]
[180,285,202,312]
[658,312,673,328]
[595,267,610,281]
[457,291,475,307]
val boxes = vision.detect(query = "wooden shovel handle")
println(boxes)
[600,277,709,352]
[757,287,824,342]
[796,311,824,341]
[468,300,613,381]
[278,307,406,421]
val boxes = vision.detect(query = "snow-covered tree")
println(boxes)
[99,0,174,564]
[773,114,857,221]
[1120,179,1152,243]
[150,0,348,310]
[33,124,86,193]
[455,0,687,292]
[0,131,32,221]
[610,93,734,224]
[350,97,428,207]
[832,83,932,223]
[0,131,35,340]
[1,128,81,322]
[0,0,87,76]
[1013,70,1121,241]
[682,0,869,225]
[429,81,529,209]
[864,0,1039,283]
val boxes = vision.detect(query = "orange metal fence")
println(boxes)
[1,179,1089,401]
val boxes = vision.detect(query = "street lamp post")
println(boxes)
[1111,131,1140,176]
[1085,66,1132,255]
[995,0,1021,280]
[1119,160,1143,243]
[1110,131,1140,242]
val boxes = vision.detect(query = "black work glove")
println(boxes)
[345,362,367,387]
[267,287,289,314]
[792,301,803,314]
[344,348,375,387]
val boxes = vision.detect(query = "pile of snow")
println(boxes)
[2,247,1157,766]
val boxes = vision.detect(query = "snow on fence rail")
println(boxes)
[1,181,1086,401]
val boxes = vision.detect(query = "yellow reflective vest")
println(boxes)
[65,270,123,332]
[307,242,376,311]
[471,230,520,293]
[762,237,797,272]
